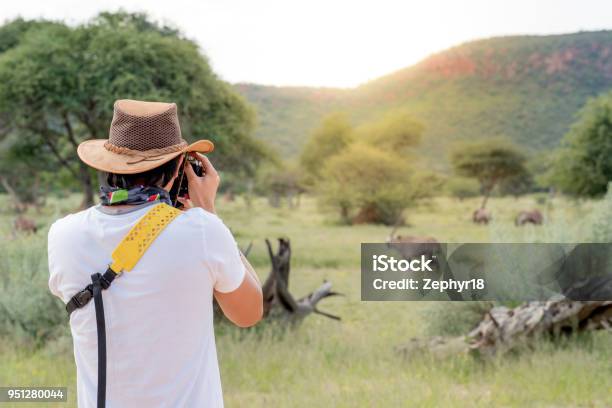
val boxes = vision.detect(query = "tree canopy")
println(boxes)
[0,13,268,207]
[355,109,423,154]
[299,113,353,184]
[304,110,434,224]
[451,138,528,209]
[319,143,414,224]
[549,91,612,197]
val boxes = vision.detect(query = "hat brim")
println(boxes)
[77,139,214,174]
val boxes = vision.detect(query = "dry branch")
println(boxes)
[262,238,342,322]
[214,238,342,324]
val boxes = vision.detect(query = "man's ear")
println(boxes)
[173,155,184,179]
[162,155,185,191]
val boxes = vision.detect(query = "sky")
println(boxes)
[2,0,611,88]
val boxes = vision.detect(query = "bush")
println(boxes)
[318,143,423,224]
[0,236,66,346]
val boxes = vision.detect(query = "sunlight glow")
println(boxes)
[1,0,611,87]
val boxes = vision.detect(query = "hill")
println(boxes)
[232,84,348,157]
[235,31,612,165]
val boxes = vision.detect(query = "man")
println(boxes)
[48,99,263,407]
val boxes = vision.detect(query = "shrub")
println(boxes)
[318,143,424,224]
[0,236,66,346]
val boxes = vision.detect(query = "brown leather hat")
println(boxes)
[77,99,214,174]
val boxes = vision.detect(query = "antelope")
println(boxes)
[472,208,492,224]
[14,215,37,234]
[386,225,440,262]
[515,209,543,226]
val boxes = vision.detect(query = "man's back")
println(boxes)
[48,203,245,407]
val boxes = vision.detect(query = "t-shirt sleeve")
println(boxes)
[47,220,67,301]
[201,211,246,293]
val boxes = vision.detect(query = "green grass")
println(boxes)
[0,193,610,407]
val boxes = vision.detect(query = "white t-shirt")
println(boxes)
[48,203,246,408]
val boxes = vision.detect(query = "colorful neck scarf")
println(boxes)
[100,185,172,206]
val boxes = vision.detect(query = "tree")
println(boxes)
[0,18,59,53]
[451,138,527,209]
[0,133,53,211]
[356,109,423,154]
[549,91,612,197]
[257,163,306,208]
[0,13,267,208]
[319,143,429,225]
[300,113,353,185]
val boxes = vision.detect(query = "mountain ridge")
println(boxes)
[235,30,612,165]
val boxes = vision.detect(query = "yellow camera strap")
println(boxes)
[109,203,182,273]
[65,202,182,408]
[66,203,182,315]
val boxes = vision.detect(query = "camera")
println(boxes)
[169,155,203,208]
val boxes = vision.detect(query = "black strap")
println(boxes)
[66,268,117,314]
[91,273,107,408]
[66,268,117,408]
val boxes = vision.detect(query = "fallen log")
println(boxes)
[398,300,612,359]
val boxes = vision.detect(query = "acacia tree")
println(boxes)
[550,91,612,197]
[0,13,266,208]
[451,138,527,209]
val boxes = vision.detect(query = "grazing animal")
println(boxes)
[387,226,440,261]
[472,208,492,225]
[14,216,37,234]
[515,209,543,226]
[386,230,445,296]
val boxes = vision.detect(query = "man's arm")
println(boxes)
[214,253,263,327]
[240,252,261,286]
[180,153,263,328]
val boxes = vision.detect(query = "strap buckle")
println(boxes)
[99,266,121,290]
[74,289,93,308]
[112,268,123,278]
[107,265,122,279]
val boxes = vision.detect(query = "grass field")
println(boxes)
[1,193,611,407]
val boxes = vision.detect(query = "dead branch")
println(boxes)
[262,238,342,322]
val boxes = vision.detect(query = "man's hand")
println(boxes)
[177,153,219,214]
